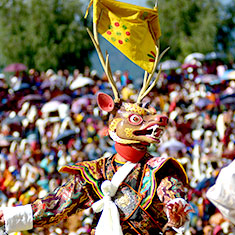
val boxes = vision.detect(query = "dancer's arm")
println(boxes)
[157,174,193,234]
[0,174,95,233]
[206,160,235,224]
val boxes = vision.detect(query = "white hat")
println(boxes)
[58,104,69,119]
[46,69,55,77]
[84,217,93,225]
[192,129,204,140]
[0,73,5,79]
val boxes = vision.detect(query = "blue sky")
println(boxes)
[120,0,148,7]
[120,0,232,6]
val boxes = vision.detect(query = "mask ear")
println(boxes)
[97,92,115,112]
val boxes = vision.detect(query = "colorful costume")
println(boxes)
[31,154,188,234]
[0,1,193,234]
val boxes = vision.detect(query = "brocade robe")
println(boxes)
[32,153,188,234]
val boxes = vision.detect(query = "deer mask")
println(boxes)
[87,20,169,149]
[97,92,168,145]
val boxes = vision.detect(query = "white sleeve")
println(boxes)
[206,160,235,224]
[1,204,33,233]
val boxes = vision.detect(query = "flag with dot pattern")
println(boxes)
[88,0,161,73]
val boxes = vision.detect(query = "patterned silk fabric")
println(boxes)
[32,154,188,234]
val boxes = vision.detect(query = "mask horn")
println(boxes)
[97,92,115,112]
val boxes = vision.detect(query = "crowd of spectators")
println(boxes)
[0,55,235,235]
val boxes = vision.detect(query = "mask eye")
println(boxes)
[128,114,143,125]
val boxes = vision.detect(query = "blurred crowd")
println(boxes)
[0,54,235,235]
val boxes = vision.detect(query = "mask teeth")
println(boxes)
[147,125,164,139]
[147,124,159,132]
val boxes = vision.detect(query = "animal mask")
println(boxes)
[97,93,168,144]
[87,20,169,145]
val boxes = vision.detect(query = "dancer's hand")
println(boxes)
[166,200,193,228]
[0,210,4,227]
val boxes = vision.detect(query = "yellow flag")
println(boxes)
[87,0,161,73]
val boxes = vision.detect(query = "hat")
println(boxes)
[170,91,178,101]
[58,103,69,119]
[46,69,55,77]
[91,70,97,77]
[0,73,5,79]
[83,217,92,225]
[114,70,121,75]
[192,129,204,140]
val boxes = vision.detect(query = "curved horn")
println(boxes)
[137,42,170,104]
[87,25,120,103]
